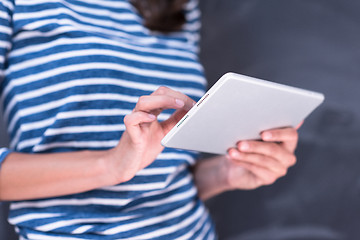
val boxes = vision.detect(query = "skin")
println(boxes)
[194,127,299,200]
[0,86,298,202]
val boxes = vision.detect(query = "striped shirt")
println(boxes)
[0,0,216,239]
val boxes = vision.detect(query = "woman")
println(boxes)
[0,0,298,239]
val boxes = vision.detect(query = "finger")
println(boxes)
[151,86,196,111]
[237,141,297,168]
[261,127,298,152]
[295,121,304,130]
[229,160,280,187]
[134,95,186,114]
[228,148,288,176]
[161,108,188,133]
[123,112,156,141]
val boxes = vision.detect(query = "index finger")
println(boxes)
[151,86,195,111]
[261,127,299,152]
[134,95,186,113]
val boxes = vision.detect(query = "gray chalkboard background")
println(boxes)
[1,1,360,239]
[200,1,360,240]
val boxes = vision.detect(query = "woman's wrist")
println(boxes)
[101,147,132,187]
[194,155,232,201]
[91,149,121,187]
[102,134,144,186]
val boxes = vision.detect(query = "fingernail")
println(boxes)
[175,99,185,107]
[263,132,272,140]
[240,142,249,151]
[148,114,156,120]
[230,149,241,158]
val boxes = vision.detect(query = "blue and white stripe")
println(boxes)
[0,0,215,239]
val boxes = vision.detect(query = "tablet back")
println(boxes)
[161,73,324,154]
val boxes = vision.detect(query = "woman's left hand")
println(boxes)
[223,127,298,190]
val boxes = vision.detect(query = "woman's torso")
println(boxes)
[0,0,215,239]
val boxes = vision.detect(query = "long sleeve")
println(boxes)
[0,0,14,168]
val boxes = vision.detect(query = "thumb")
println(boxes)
[160,108,188,134]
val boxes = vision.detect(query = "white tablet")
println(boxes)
[161,72,325,155]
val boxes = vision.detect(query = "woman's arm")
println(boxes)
[0,87,195,201]
[194,127,299,201]
[0,150,114,201]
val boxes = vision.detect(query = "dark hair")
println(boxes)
[130,0,188,33]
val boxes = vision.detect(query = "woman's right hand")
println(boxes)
[106,86,195,183]
[0,86,195,200]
